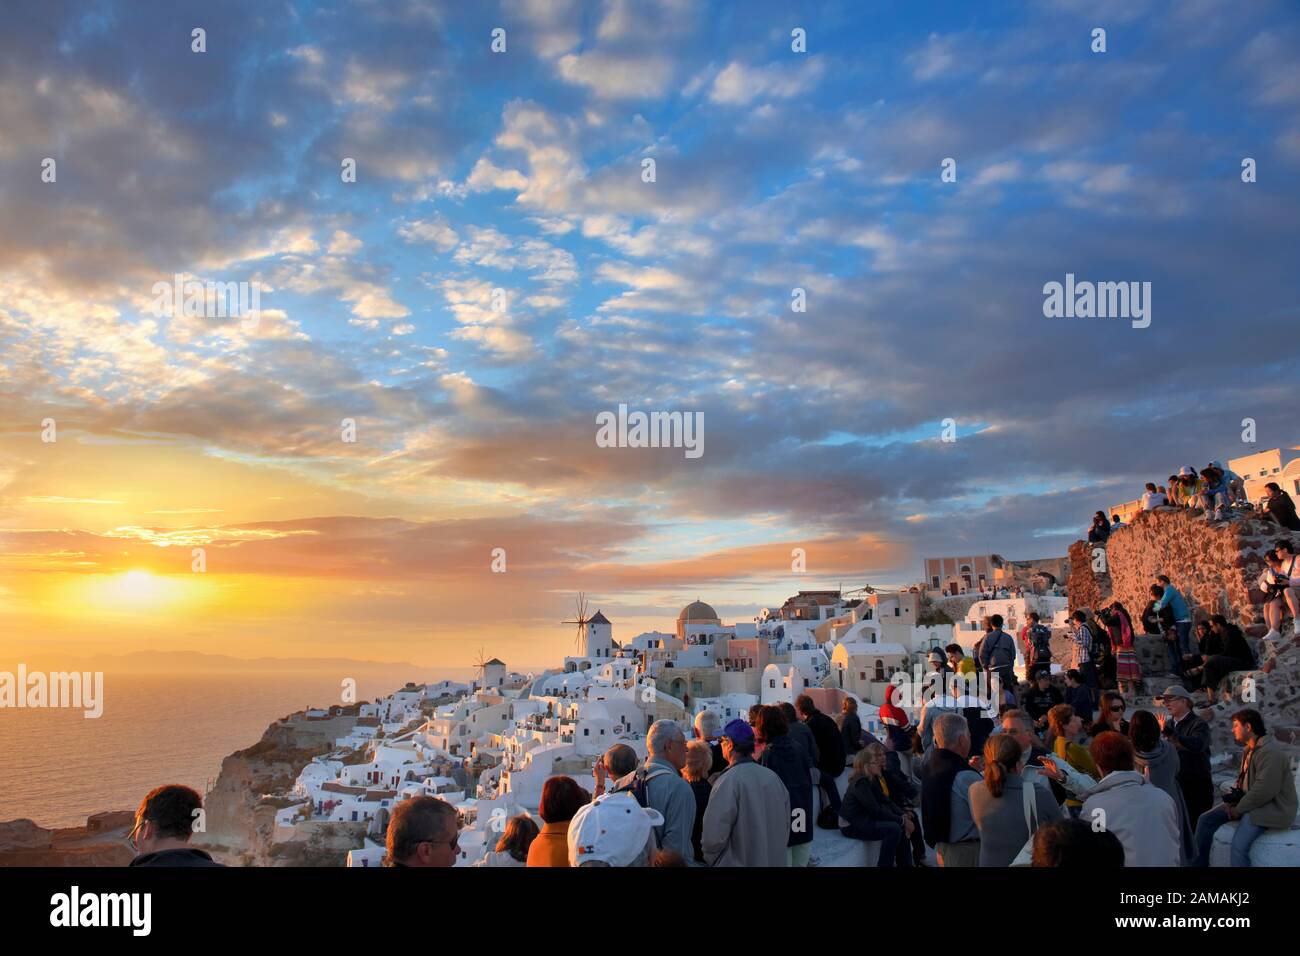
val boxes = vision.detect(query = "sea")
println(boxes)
[0,669,440,829]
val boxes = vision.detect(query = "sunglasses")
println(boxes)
[1109,705,1125,713]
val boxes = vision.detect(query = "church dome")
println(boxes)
[677,599,719,622]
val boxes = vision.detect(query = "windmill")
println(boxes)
[562,592,592,657]
[470,647,489,687]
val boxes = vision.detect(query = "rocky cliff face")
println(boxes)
[0,812,135,867]
[1067,508,1300,760]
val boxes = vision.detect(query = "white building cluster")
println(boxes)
[261,588,1075,867]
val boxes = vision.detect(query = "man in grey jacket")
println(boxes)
[610,720,696,861]
[977,614,1018,702]
[701,719,791,866]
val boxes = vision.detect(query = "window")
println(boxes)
[874,661,885,681]
[583,728,589,736]
[769,679,776,688]
[931,576,940,588]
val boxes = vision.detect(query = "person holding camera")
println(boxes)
[1192,709,1299,866]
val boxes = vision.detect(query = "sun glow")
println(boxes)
[69,569,207,615]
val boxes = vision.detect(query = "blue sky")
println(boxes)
[1,0,1298,663]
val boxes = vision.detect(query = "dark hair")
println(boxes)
[795,694,816,716]
[1097,690,1125,720]
[1129,710,1161,753]
[386,796,458,864]
[778,701,798,723]
[1089,731,1135,776]
[754,704,789,742]
[945,643,963,655]
[1232,708,1266,738]
[1265,482,1280,493]
[1145,483,1156,492]
[1071,610,1087,623]
[983,733,1022,798]
[495,814,539,862]
[1111,515,1120,522]
[1065,668,1082,683]
[748,703,765,724]
[1275,539,1295,554]
[1156,574,1171,586]
[135,784,203,841]
[1032,818,1125,868]
[989,613,1004,629]
[1028,612,1040,622]
[1149,584,1164,598]
[1209,613,1228,628]
[1195,619,1211,636]
[539,776,589,824]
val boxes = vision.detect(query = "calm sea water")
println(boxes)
[0,670,436,828]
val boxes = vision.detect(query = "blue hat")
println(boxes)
[722,718,754,745]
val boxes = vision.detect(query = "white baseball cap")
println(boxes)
[567,793,663,867]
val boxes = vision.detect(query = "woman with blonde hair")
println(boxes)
[1045,704,1100,816]
[683,739,713,863]
[839,743,912,867]
[969,733,1061,866]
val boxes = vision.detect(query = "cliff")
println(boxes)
[0,812,135,867]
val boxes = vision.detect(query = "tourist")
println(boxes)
[1062,668,1094,726]
[1275,539,1300,626]
[1045,704,1100,816]
[1141,482,1168,510]
[917,675,962,762]
[755,705,815,867]
[1031,817,1125,867]
[1152,575,1194,677]
[474,814,538,867]
[839,744,913,867]
[1192,709,1299,867]
[1262,483,1300,531]
[1067,611,1099,694]
[1194,615,1256,704]
[779,700,818,767]
[1199,464,1231,520]
[880,730,927,863]
[878,683,913,767]
[1024,671,1062,737]
[528,776,590,867]
[945,642,976,676]
[1157,686,1214,830]
[1087,511,1111,543]
[976,613,1018,702]
[1208,460,1248,505]
[568,793,661,867]
[969,734,1061,867]
[683,740,713,864]
[1130,710,1194,861]
[920,713,982,867]
[1089,690,1130,739]
[1099,601,1142,695]
[700,719,791,866]
[839,695,865,755]
[1176,466,1203,508]
[1081,732,1181,866]
[999,708,1057,799]
[616,720,695,859]
[927,647,950,676]
[1167,473,1188,507]
[127,784,225,868]
[1020,612,1053,681]
[594,743,638,799]
[1111,513,1123,530]
[1259,549,1288,643]
[796,694,846,825]
[694,708,728,776]
[384,796,460,868]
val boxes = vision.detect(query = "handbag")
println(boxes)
[1009,777,1041,867]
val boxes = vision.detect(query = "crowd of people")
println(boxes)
[1098,459,1300,533]
[119,556,1297,871]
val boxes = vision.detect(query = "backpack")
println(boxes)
[629,765,674,847]
[1030,624,1052,658]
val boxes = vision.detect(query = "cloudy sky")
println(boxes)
[1,0,1297,669]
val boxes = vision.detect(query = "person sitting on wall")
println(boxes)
[1192,709,1299,867]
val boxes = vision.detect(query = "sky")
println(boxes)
[1,0,1298,670]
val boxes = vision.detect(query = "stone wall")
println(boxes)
[1068,508,1278,633]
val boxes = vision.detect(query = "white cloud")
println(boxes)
[709,57,827,106]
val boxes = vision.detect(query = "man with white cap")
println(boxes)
[567,793,663,867]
